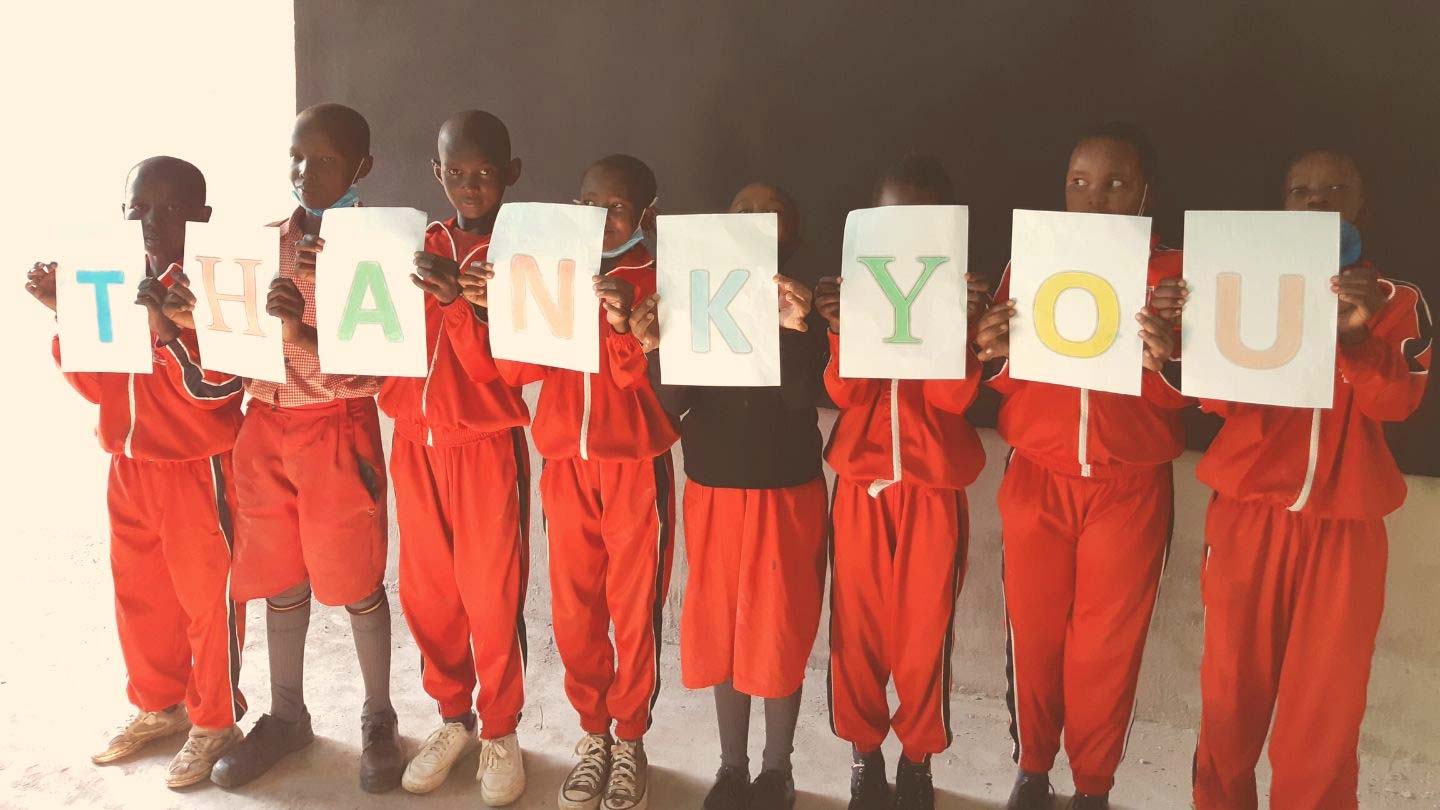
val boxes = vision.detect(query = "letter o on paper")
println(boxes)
[1032,271,1121,358]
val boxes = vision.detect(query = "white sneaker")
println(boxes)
[558,733,611,810]
[603,739,648,810]
[166,725,241,788]
[92,706,191,765]
[477,732,525,806]
[401,721,479,794]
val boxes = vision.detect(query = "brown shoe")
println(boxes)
[210,712,314,789]
[92,706,190,765]
[359,709,404,793]
[166,725,242,788]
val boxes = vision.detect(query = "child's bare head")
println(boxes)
[874,154,955,207]
[1065,122,1154,216]
[1283,148,1365,224]
[434,110,521,227]
[580,154,657,253]
[729,182,801,262]
[290,102,373,212]
[123,156,210,268]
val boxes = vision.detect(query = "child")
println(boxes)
[812,155,991,810]
[488,154,678,810]
[383,110,531,804]
[24,156,246,789]
[972,123,1187,810]
[627,181,826,810]
[1191,149,1431,810]
[167,103,403,793]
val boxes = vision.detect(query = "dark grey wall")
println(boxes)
[296,0,1439,473]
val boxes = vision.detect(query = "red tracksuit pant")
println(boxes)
[393,429,530,739]
[1193,494,1387,810]
[999,453,1172,794]
[828,478,968,761]
[109,454,245,730]
[541,453,676,740]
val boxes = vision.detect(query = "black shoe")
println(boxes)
[1006,770,1055,810]
[848,749,890,809]
[704,764,751,810]
[1067,793,1109,810]
[750,769,796,810]
[358,709,404,793]
[894,756,935,810]
[210,711,315,789]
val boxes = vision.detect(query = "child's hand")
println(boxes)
[295,234,324,279]
[814,276,841,333]
[594,275,635,333]
[775,274,812,332]
[1150,277,1188,324]
[459,261,494,308]
[966,272,993,325]
[411,251,461,305]
[629,294,660,352]
[1137,308,1175,371]
[1332,266,1384,344]
[974,299,1015,361]
[136,277,180,344]
[162,271,198,330]
[267,276,306,340]
[25,261,58,311]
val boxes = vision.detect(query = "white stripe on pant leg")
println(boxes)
[643,454,671,730]
[209,456,242,725]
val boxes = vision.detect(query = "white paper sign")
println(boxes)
[185,222,286,382]
[655,213,780,387]
[838,205,970,379]
[56,220,153,373]
[315,207,429,377]
[1181,210,1339,408]
[1008,209,1151,396]
[487,202,607,374]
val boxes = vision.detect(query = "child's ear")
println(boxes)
[197,205,213,224]
[641,205,657,232]
[506,157,523,187]
[354,154,375,182]
[431,158,443,184]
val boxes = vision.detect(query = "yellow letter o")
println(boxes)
[1033,271,1120,358]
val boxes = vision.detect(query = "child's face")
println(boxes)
[729,183,799,259]
[1064,137,1147,216]
[579,166,646,252]
[434,143,518,226]
[876,180,946,207]
[289,120,368,211]
[1283,152,1364,224]
[122,168,208,266]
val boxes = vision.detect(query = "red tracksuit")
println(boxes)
[989,244,1187,794]
[1193,273,1431,810]
[824,330,984,761]
[497,244,679,741]
[53,266,247,730]
[378,220,531,738]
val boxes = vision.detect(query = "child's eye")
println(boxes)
[1071,178,1088,188]
[447,169,461,176]
[1109,179,1125,189]
[479,168,493,177]
[1328,184,1346,192]
[1288,186,1306,196]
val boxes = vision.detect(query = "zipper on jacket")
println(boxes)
[867,379,902,497]
[123,373,137,458]
[1287,408,1321,512]
[579,372,592,461]
[1078,388,1092,478]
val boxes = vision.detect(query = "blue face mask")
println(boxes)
[1340,219,1363,267]
[601,224,646,259]
[294,184,360,218]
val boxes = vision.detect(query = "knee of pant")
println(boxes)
[267,582,313,611]
[346,587,387,615]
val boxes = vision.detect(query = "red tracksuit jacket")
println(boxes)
[496,243,678,461]
[53,266,243,461]
[1197,270,1431,519]
[377,220,529,446]
[823,331,986,491]
[987,243,1189,478]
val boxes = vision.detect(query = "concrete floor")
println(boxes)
[2,526,1435,809]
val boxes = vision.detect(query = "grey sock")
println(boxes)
[347,589,394,718]
[265,584,313,723]
[761,686,802,774]
[713,681,752,772]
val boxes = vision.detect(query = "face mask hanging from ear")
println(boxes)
[294,162,364,218]
[601,196,658,259]
[1340,219,1363,267]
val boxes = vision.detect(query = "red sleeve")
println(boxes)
[1198,397,1237,417]
[440,299,502,384]
[157,330,244,410]
[1140,365,1191,409]
[52,335,102,404]
[496,357,548,387]
[1336,282,1431,422]
[923,351,982,413]
[823,330,884,408]
[606,330,650,391]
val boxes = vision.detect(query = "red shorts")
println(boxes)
[680,477,828,698]
[230,397,388,606]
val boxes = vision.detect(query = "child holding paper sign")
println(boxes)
[25,157,247,789]
[171,103,404,793]
[379,110,532,803]
[972,124,1187,810]
[628,182,826,810]
[812,155,991,810]
[1192,149,1432,810]
[492,154,677,810]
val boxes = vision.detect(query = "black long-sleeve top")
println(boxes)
[646,326,826,490]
